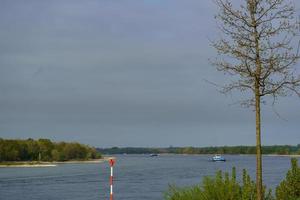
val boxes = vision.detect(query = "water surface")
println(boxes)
[0,155,298,200]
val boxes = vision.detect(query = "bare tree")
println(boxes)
[212,0,300,199]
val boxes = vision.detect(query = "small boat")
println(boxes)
[150,153,158,157]
[212,154,226,162]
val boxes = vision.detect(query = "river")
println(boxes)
[0,154,298,200]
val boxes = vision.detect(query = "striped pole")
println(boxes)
[109,159,115,200]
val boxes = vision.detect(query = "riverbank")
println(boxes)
[98,145,300,155]
[0,161,58,168]
[0,157,115,168]
[264,154,300,157]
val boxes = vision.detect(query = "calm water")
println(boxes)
[0,155,298,200]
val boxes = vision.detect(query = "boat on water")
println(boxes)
[212,154,226,162]
[150,153,158,157]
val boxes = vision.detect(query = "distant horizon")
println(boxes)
[1,137,299,149]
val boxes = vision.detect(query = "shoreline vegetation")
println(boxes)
[164,158,300,200]
[0,157,115,167]
[0,138,102,166]
[1,138,299,167]
[98,145,300,155]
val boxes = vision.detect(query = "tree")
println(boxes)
[51,149,60,161]
[26,139,40,160]
[38,139,54,161]
[212,0,300,199]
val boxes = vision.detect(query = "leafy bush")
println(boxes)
[165,159,300,200]
[276,158,300,200]
[164,167,274,200]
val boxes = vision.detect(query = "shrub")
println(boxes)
[164,167,274,200]
[276,158,300,200]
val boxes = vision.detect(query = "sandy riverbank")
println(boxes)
[52,156,115,164]
[0,157,115,168]
[0,164,57,168]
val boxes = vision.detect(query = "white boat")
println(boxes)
[212,154,226,162]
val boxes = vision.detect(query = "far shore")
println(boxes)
[117,153,300,157]
[263,154,300,157]
[0,157,115,168]
[163,153,300,157]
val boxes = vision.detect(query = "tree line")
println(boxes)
[0,138,101,162]
[98,145,300,155]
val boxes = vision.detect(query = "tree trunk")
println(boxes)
[252,1,263,195]
[255,81,263,200]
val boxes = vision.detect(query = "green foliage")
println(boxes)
[0,138,101,162]
[276,158,300,200]
[165,159,300,200]
[164,185,203,200]
[164,168,274,200]
[38,139,54,161]
[99,145,300,155]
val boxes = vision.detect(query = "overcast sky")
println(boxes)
[0,0,299,147]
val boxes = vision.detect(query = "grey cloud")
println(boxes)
[0,0,299,147]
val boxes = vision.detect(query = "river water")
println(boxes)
[0,154,298,200]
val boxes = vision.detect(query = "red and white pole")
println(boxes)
[109,159,115,200]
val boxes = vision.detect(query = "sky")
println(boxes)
[0,0,299,147]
